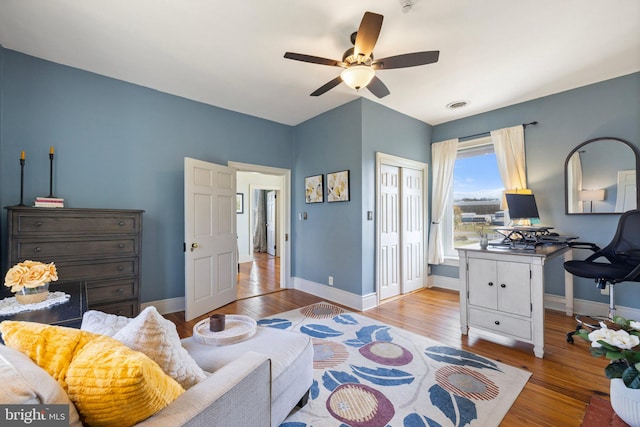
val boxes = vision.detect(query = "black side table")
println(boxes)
[0,281,87,329]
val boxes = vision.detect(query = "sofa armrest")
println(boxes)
[136,351,271,427]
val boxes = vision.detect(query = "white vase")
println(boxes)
[610,378,640,427]
[479,236,489,249]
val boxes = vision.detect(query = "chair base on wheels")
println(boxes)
[566,315,604,343]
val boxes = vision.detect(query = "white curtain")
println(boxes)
[428,138,459,265]
[567,153,584,213]
[491,125,527,206]
[253,190,267,252]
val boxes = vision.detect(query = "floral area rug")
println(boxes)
[258,302,531,427]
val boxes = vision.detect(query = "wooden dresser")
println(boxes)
[5,207,143,317]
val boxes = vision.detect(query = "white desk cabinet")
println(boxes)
[458,244,572,358]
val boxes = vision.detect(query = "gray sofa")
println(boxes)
[138,351,271,427]
[0,343,272,427]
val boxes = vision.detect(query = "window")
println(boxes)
[443,137,504,259]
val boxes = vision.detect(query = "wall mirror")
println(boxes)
[565,137,639,214]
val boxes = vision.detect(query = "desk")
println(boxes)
[0,281,87,328]
[458,244,573,358]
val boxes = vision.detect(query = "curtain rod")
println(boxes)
[458,121,538,141]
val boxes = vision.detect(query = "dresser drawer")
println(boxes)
[89,300,139,318]
[468,307,532,341]
[86,278,138,304]
[12,237,139,260]
[11,211,141,236]
[56,258,138,282]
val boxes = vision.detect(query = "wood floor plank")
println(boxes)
[164,257,609,426]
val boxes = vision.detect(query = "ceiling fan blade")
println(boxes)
[310,76,343,96]
[284,52,343,67]
[373,51,440,70]
[367,76,390,98]
[354,12,383,62]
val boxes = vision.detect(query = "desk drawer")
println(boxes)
[12,237,138,260]
[56,258,138,282]
[86,278,138,304]
[90,300,138,318]
[12,212,141,235]
[468,307,531,341]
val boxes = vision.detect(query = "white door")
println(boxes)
[184,157,237,321]
[379,164,401,299]
[402,167,425,293]
[266,191,277,256]
[376,153,429,303]
[615,170,637,212]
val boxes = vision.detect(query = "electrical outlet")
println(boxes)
[328,276,333,286]
[601,286,610,296]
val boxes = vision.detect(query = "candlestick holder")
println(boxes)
[47,152,55,198]
[18,158,26,206]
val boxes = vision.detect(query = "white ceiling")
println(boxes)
[0,1,638,126]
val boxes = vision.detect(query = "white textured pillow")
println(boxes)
[0,344,82,427]
[81,310,131,336]
[113,306,208,389]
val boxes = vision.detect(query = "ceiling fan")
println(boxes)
[284,11,439,98]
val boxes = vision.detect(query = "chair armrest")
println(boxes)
[568,241,601,252]
[136,351,271,427]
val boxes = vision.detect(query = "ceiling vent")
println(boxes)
[446,100,469,110]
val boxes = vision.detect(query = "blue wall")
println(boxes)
[431,72,640,307]
[1,45,637,309]
[0,48,295,303]
[293,99,431,296]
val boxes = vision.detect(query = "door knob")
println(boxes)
[190,243,199,252]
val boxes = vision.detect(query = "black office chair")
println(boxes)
[563,209,640,343]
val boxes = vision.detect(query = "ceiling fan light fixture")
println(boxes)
[341,65,375,90]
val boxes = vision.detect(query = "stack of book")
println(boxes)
[34,197,64,208]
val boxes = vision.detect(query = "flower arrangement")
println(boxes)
[4,260,58,293]
[578,316,640,389]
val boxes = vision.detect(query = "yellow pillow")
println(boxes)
[0,320,95,389]
[0,321,184,427]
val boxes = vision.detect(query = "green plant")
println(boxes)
[578,315,640,388]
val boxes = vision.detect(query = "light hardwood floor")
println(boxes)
[165,259,610,426]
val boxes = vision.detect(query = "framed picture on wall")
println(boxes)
[236,193,244,214]
[327,170,350,202]
[305,174,324,203]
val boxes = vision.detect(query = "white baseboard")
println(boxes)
[428,274,640,319]
[143,278,640,320]
[428,274,460,291]
[292,277,377,311]
[238,254,253,264]
[141,297,185,315]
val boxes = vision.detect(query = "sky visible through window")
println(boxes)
[453,153,503,200]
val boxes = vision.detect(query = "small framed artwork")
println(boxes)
[236,193,244,214]
[305,174,324,203]
[327,170,350,202]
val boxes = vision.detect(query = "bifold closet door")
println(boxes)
[379,164,401,300]
[402,167,425,293]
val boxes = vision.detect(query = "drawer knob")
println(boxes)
[118,221,125,226]
[488,282,494,287]
[33,247,41,253]
[116,288,124,294]
[117,265,125,271]
[494,320,500,325]
[118,243,125,248]
[500,284,506,288]
[34,221,42,227]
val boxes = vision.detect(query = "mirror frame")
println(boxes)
[565,136,639,215]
